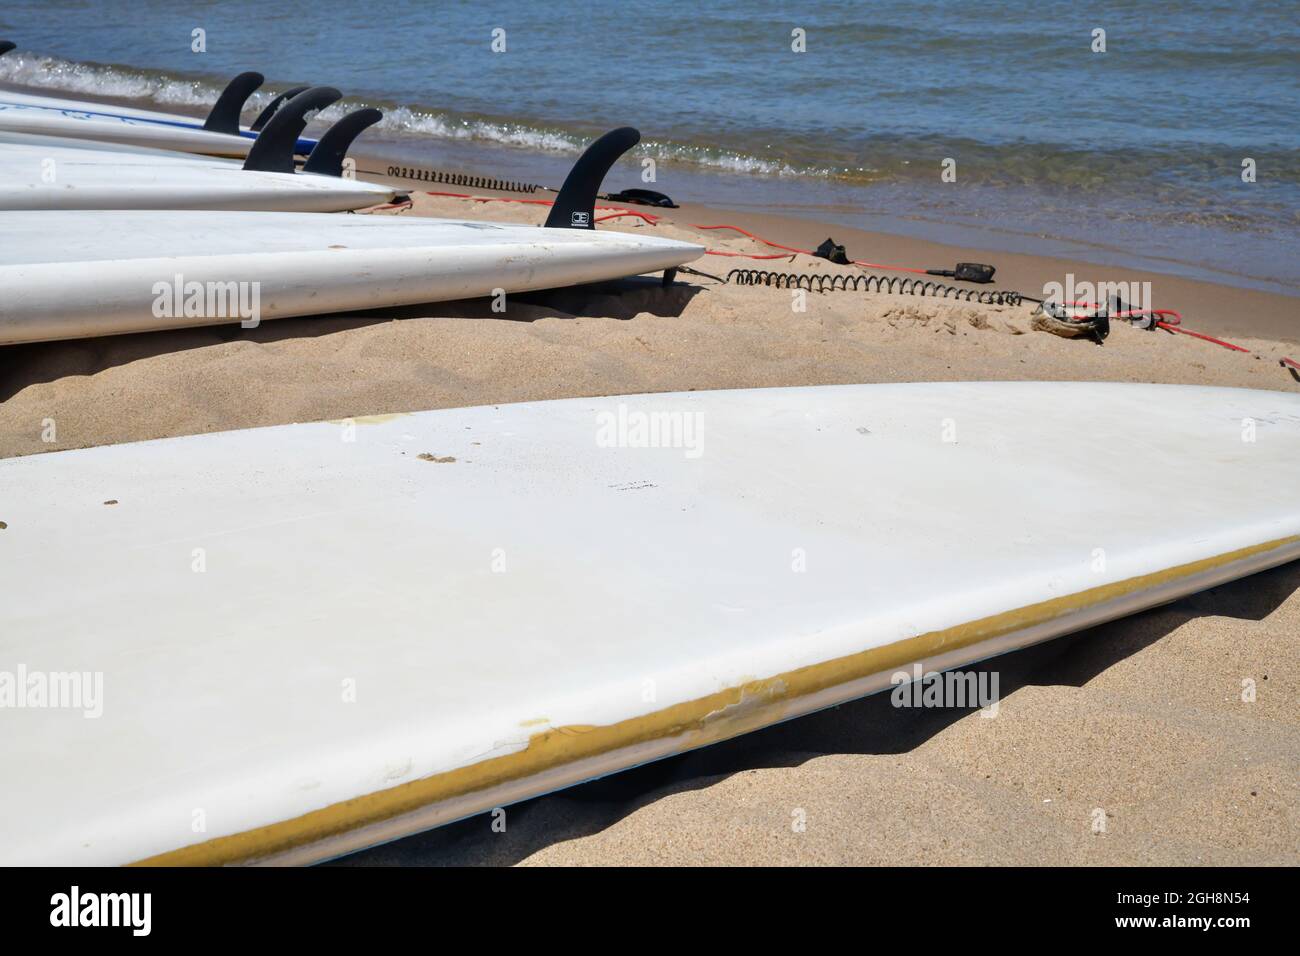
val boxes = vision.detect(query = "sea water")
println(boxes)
[1,0,1296,292]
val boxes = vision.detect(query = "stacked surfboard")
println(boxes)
[0,70,395,212]
[0,132,400,211]
[0,42,704,342]
[0,59,315,156]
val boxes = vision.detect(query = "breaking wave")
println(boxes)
[0,52,820,179]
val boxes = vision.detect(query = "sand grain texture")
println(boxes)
[3,195,1299,456]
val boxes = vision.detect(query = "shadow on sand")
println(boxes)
[0,275,702,404]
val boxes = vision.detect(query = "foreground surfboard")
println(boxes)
[1,382,1296,865]
[0,132,399,211]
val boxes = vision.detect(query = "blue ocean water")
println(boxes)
[1,0,1297,290]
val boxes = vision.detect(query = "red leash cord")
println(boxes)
[420,189,1294,365]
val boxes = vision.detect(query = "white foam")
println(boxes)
[0,52,827,180]
[378,106,583,153]
[0,53,216,109]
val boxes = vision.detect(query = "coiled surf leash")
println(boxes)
[730,263,1300,367]
[715,234,1271,353]
[727,268,1022,305]
[402,187,1295,367]
[360,163,681,209]
[371,166,543,194]
[569,218,1225,352]
[694,229,1112,342]
[726,265,1250,350]
[724,262,1112,342]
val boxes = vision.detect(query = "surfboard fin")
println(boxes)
[303,108,383,176]
[250,86,309,132]
[0,40,16,57]
[544,126,640,229]
[202,71,264,135]
[243,86,341,174]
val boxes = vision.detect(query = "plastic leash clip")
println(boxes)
[927,263,996,284]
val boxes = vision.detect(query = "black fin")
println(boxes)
[250,85,309,132]
[243,86,341,173]
[0,40,16,57]
[302,107,383,176]
[201,71,264,134]
[544,126,640,229]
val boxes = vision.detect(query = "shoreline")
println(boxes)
[359,170,1300,346]
[359,147,1300,299]
[5,75,1298,303]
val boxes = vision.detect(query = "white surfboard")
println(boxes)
[0,87,316,158]
[0,382,1296,865]
[0,209,703,343]
[0,125,704,344]
[0,132,398,211]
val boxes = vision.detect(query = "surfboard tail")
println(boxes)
[303,107,383,177]
[0,39,16,57]
[243,85,341,174]
[544,126,640,230]
[202,72,265,135]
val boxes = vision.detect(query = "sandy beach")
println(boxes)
[3,191,1298,457]
[3,187,1297,866]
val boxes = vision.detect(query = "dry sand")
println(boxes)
[2,194,1298,457]
[3,192,1297,865]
